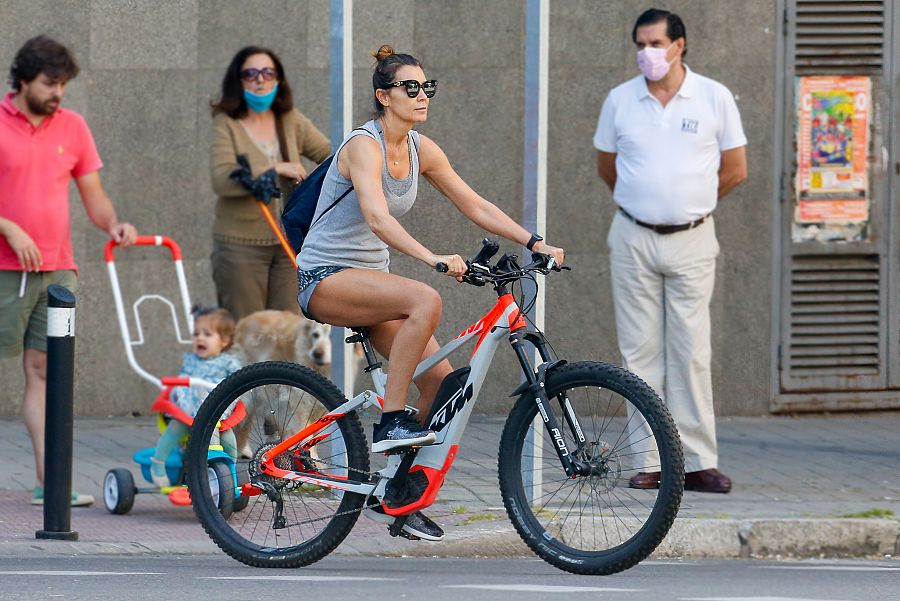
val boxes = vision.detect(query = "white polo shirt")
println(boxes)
[593,66,747,225]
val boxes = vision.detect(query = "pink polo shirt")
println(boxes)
[0,92,103,271]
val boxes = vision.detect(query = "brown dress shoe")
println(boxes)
[684,468,732,493]
[628,471,661,490]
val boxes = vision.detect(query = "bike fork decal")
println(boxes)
[550,427,569,457]
[535,394,550,422]
[562,396,586,444]
[535,394,572,459]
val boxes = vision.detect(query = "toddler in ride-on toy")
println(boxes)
[150,306,241,487]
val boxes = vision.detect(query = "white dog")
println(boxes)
[233,309,332,371]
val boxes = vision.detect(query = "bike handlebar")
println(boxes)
[434,239,569,287]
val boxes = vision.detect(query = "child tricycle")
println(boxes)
[100,235,248,517]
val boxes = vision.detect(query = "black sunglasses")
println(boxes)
[384,79,438,98]
[240,67,278,82]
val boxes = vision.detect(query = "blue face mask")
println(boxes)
[243,83,278,113]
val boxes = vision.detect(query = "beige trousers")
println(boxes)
[607,211,720,473]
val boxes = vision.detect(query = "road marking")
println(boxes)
[755,565,900,572]
[443,585,641,593]
[200,575,398,582]
[681,597,857,601]
[0,571,163,576]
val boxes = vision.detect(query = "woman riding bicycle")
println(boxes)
[296,45,564,539]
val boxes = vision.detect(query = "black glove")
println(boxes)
[229,154,282,205]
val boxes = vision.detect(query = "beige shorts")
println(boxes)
[0,270,77,357]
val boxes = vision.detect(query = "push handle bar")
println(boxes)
[104,235,183,263]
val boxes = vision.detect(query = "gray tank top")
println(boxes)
[297,120,420,272]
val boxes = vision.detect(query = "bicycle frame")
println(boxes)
[259,289,558,515]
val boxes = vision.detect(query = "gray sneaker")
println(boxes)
[363,504,445,541]
[371,415,436,453]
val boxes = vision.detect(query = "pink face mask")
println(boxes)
[636,43,675,81]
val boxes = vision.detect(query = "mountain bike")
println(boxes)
[186,239,684,575]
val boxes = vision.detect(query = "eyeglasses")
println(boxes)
[384,79,438,98]
[240,67,278,82]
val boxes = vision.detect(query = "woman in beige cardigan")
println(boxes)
[210,46,329,320]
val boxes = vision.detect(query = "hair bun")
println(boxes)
[371,44,395,62]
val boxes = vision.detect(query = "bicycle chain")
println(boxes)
[278,495,383,529]
[253,450,386,530]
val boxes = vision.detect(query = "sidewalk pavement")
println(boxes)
[0,413,898,561]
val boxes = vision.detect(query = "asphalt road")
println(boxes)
[0,556,897,601]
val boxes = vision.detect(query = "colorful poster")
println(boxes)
[795,76,870,226]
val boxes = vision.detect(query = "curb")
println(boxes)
[2,518,897,560]
[379,518,900,560]
[0,540,219,558]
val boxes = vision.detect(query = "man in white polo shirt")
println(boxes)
[594,8,747,493]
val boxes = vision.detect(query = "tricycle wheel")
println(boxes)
[103,468,136,515]
[208,461,234,520]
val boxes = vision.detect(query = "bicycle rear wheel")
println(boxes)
[186,361,370,568]
[498,361,683,575]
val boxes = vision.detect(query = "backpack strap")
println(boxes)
[310,127,371,228]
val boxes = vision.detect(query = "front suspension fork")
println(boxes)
[523,333,588,451]
[510,332,587,477]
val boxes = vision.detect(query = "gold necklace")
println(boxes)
[379,119,405,165]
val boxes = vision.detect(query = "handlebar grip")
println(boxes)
[435,262,449,273]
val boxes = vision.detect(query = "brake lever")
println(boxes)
[528,252,570,272]
[439,260,487,286]
[464,261,488,286]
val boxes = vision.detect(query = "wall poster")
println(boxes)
[793,76,871,243]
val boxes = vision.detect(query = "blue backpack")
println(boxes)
[281,127,367,254]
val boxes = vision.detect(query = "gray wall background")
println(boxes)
[0,0,775,417]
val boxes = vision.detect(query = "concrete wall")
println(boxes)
[0,0,776,417]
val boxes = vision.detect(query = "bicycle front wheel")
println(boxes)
[498,361,683,575]
[186,361,370,568]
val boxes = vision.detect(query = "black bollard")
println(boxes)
[36,284,78,541]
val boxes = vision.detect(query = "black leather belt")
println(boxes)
[618,208,710,235]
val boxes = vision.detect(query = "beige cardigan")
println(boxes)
[210,109,330,245]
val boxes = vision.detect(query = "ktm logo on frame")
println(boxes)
[428,384,474,431]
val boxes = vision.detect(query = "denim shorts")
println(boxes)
[297,266,347,322]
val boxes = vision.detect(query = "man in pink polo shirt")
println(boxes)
[0,35,138,506]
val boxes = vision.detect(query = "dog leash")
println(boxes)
[257,200,298,269]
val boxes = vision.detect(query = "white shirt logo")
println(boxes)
[682,118,699,134]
